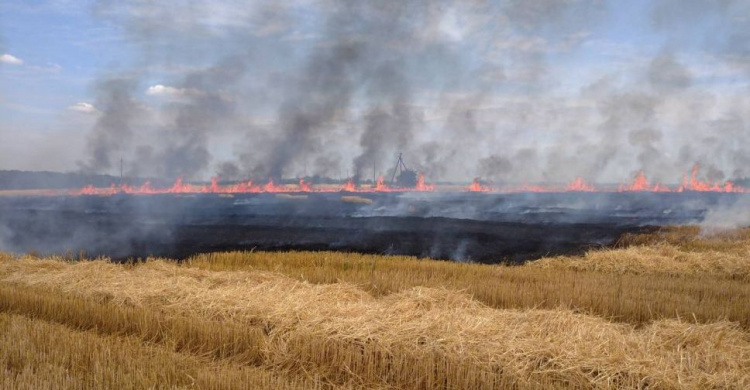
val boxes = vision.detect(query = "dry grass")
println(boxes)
[531,227,750,278]
[618,226,750,251]
[0,189,58,196]
[0,312,320,390]
[341,195,374,204]
[0,227,748,388]
[186,248,750,327]
[529,244,749,279]
[1,255,749,389]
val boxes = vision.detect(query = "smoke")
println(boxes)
[701,197,750,232]
[648,52,692,92]
[262,1,477,180]
[647,0,750,181]
[142,57,249,179]
[78,77,144,173]
[71,0,750,184]
[477,155,513,182]
[265,39,362,179]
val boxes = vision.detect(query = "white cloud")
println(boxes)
[145,84,232,103]
[0,54,24,65]
[147,84,182,96]
[67,102,97,114]
[146,84,202,98]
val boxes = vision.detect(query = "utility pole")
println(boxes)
[390,153,405,185]
[120,158,123,185]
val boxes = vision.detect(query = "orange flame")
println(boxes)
[617,171,671,192]
[566,177,595,192]
[375,175,387,191]
[341,179,357,192]
[677,164,743,192]
[298,178,312,192]
[167,177,194,193]
[68,163,747,196]
[414,173,434,191]
[468,178,490,192]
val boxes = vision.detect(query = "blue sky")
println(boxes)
[0,0,748,183]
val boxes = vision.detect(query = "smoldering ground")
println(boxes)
[0,192,739,262]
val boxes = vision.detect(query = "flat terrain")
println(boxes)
[0,192,737,262]
[1,227,748,389]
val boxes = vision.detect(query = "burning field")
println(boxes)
[2,172,748,389]
[3,173,747,388]
[2,0,750,388]
[1,164,747,263]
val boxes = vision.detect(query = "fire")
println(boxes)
[501,178,595,193]
[72,184,117,196]
[298,178,312,192]
[167,177,194,193]
[414,173,434,191]
[676,164,742,193]
[566,177,595,192]
[618,171,671,192]
[375,175,387,191]
[620,171,650,191]
[68,164,746,196]
[201,176,221,193]
[341,179,357,192]
[263,179,284,192]
[468,178,490,192]
[229,180,257,193]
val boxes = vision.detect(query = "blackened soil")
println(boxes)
[0,192,735,264]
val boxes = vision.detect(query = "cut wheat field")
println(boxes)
[1,226,748,389]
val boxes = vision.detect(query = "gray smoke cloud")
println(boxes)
[76,0,749,185]
[265,40,362,179]
[137,57,249,179]
[78,76,144,174]
[476,0,749,185]
[648,0,750,182]
[701,196,750,232]
[261,1,478,180]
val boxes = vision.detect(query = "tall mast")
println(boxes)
[390,153,403,185]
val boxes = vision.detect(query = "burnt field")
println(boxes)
[0,191,743,263]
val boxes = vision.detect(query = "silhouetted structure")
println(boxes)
[390,153,418,188]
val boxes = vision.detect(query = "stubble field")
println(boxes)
[1,226,748,389]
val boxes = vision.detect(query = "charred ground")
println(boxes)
[0,192,740,263]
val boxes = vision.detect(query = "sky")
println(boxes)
[0,0,748,183]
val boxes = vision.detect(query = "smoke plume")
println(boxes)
[78,77,144,173]
[74,0,749,184]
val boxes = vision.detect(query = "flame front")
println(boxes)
[375,175,387,191]
[69,164,745,196]
[566,177,595,192]
[415,173,434,191]
[298,178,312,192]
[469,178,490,192]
